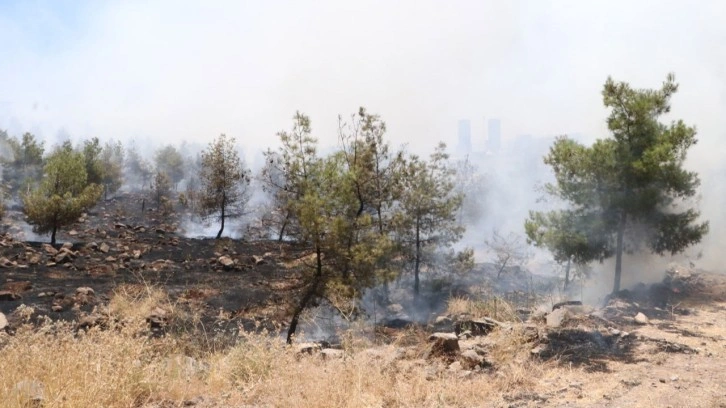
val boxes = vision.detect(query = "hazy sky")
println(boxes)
[1,0,725,163]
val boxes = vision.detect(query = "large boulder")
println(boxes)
[428,332,460,357]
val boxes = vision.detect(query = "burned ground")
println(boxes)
[1,192,726,407]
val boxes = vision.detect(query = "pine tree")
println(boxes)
[154,145,185,190]
[23,145,102,245]
[198,134,251,239]
[393,143,465,296]
[526,74,708,294]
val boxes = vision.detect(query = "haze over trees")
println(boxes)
[198,134,251,239]
[154,145,185,190]
[525,74,708,294]
[22,143,102,245]
[0,131,45,195]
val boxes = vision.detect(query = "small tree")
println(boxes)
[150,169,172,206]
[393,143,465,296]
[101,140,125,199]
[125,144,153,190]
[82,137,105,186]
[155,145,185,190]
[485,230,531,279]
[2,132,45,194]
[198,134,251,239]
[23,145,102,245]
[526,74,708,294]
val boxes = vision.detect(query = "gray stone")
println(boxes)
[218,256,234,268]
[428,332,460,356]
[295,342,321,355]
[634,312,649,325]
[76,287,95,296]
[546,307,569,328]
[460,349,484,369]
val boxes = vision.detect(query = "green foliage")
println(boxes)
[0,131,45,194]
[526,74,708,293]
[101,140,125,199]
[260,112,317,241]
[150,170,172,207]
[393,143,465,295]
[82,137,104,186]
[22,146,102,245]
[125,144,153,190]
[154,145,185,190]
[198,134,251,239]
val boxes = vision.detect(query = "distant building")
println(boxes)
[487,118,501,153]
[457,119,471,155]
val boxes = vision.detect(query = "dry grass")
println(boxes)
[447,296,521,322]
[0,286,550,408]
[4,289,723,407]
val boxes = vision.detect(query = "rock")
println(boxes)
[460,349,484,369]
[3,281,32,293]
[552,300,583,311]
[99,243,110,253]
[634,312,649,325]
[68,230,78,236]
[434,315,452,325]
[0,312,7,330]
[0,290,20,301]
[546,307,569,328]
[147,307,169,329]
[320,348,344,360]
[0,257,13,267]
[76,314,107,330]
[42,244,58,255]
[86,242,98,250]
[218,256,235,268]
[76,287,95,296]
[530,344,546,356]
[454,318,501,336]
[296,342,322,355]
[428,332,460,357]
[54,249,74,263]
[14,380,44,406]
[252,255,266,265]
[458,330,472,340]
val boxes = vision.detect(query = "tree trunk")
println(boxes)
[50,225,57,246]
[414,218,421,297]
[613,212,627,294]
[286,246,323,344]
[216,193,225,239]
[278,211,290,242]
[563,257,571,291]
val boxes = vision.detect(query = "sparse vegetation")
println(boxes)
[0,74,721,408]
